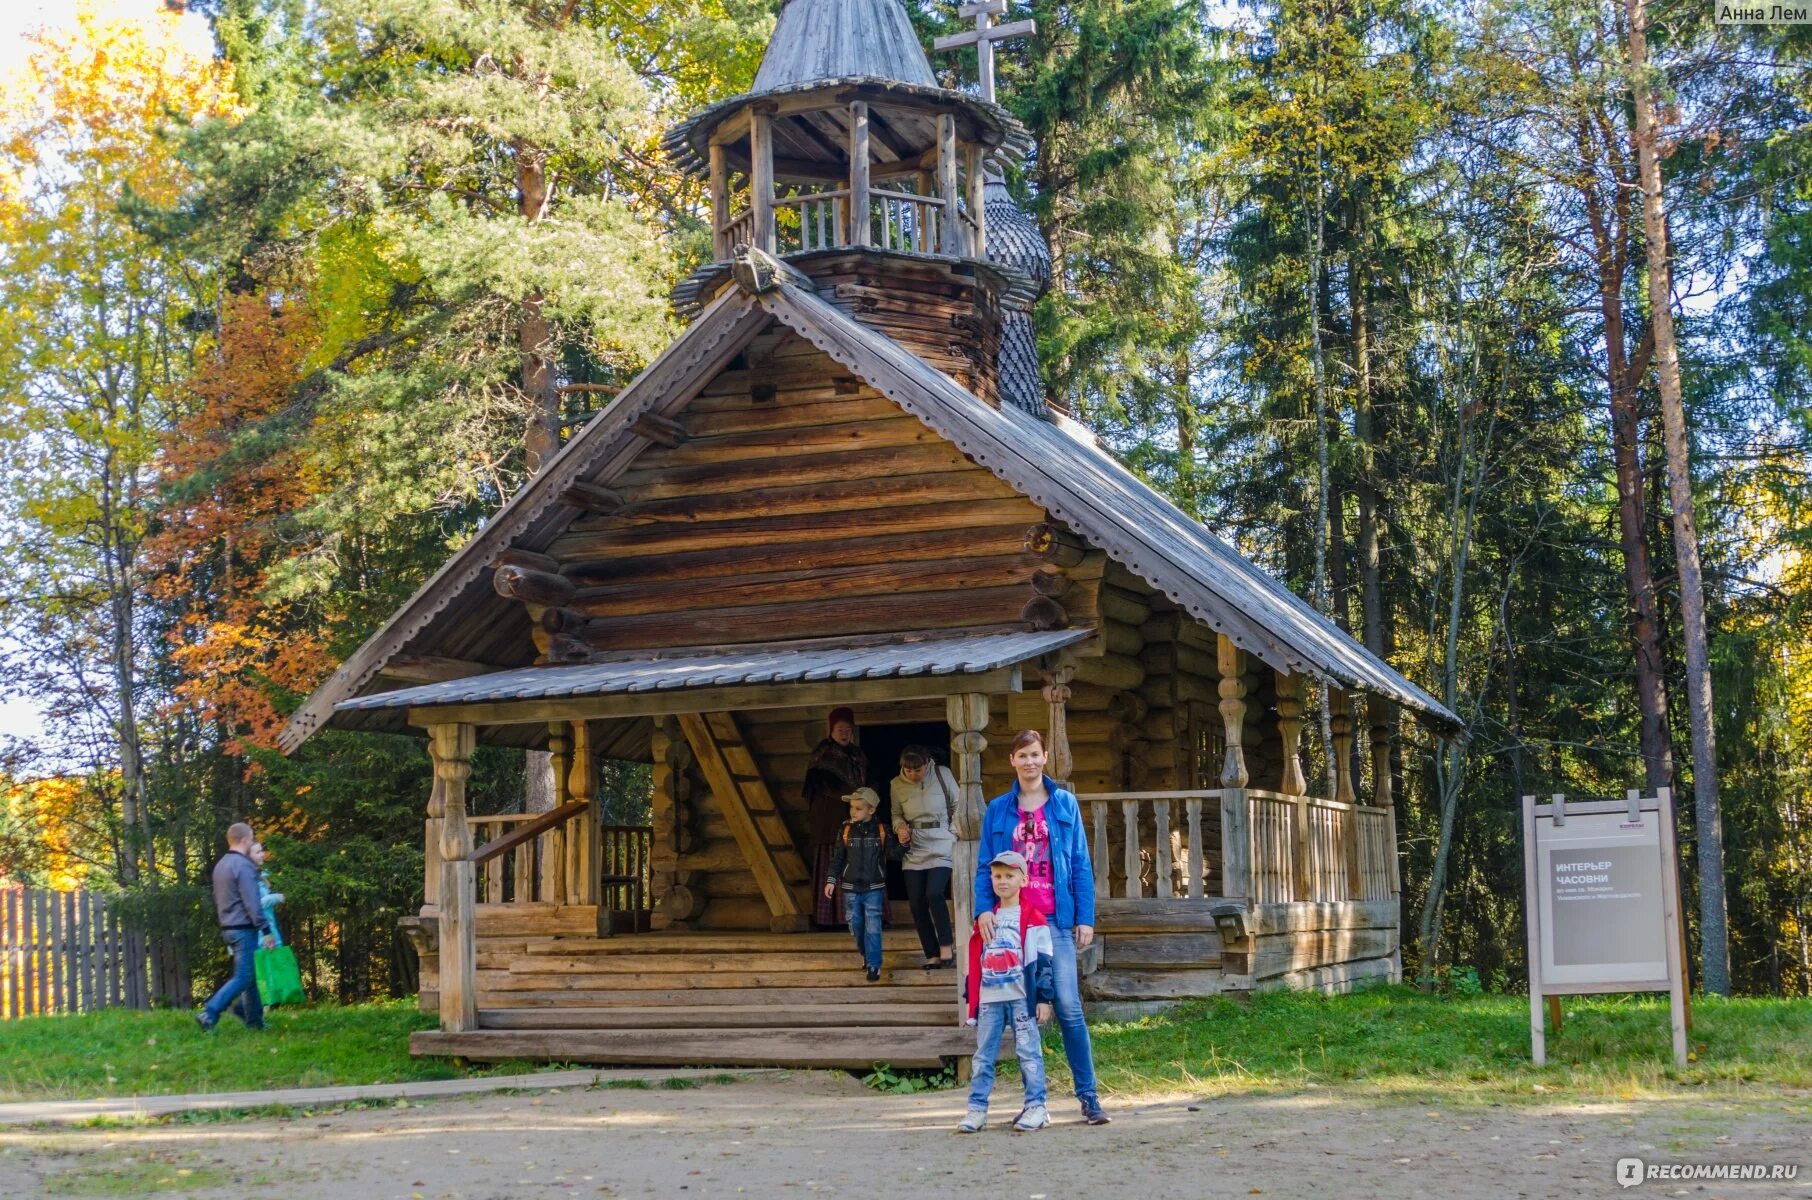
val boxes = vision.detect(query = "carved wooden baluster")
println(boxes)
[1186,796,1205,899]
[423,768,445,914]
[1092,800,1110,897]
[1153,798,1173,898]
[1120,799,1142,898]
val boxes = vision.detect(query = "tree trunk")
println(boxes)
[1306,135,1336,800]
[518,143,559,476]
[1624,0,1729,993]
[1572,97,1673,794]
[1351,230,1396,807]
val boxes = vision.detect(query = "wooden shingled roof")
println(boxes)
[279,258,1459,755]
[750,278,1462,732]
[751,0,938,92]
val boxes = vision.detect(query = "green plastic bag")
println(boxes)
[255,944,305,1007]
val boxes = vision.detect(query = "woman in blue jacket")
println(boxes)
[972,729,1109,1125]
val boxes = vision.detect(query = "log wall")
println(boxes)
[539,329,1047,656]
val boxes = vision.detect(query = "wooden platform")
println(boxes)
[413,926,971,1069]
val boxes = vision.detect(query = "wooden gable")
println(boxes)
[524,325,1049,656]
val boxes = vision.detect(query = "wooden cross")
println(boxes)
[932,0,1036,105]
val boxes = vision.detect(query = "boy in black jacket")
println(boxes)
[825,787,902,980]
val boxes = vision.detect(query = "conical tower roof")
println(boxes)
[662,0,1028,177]
[751,0,937,93]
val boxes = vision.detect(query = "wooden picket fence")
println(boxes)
[0,886,155,1019]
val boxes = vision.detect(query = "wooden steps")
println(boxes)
[412,1025,975,1069]
[476,1002,955,1029]
[414,926,968,1068]
[477,984,949,1008]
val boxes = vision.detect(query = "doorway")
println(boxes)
[858,719,950,900]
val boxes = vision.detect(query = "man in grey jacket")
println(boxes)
[196,822,273,1032]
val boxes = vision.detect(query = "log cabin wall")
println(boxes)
[539,328,1046,656]
[804,253,1004,407]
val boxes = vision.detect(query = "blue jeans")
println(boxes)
[967,998,1047,1110]
[1049,926,1098,1102]
[844,887,885,970]
[203,929,264,1028]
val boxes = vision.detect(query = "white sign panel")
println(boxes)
[1521,790,1686,1067]
[1537,812,1668,987]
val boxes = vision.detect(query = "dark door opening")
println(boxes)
[859,720,950,900]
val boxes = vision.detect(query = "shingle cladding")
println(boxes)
[335,629,1094,712]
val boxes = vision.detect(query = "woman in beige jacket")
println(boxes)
[891,745,959,968]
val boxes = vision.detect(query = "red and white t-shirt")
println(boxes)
[1013,804,1057,918]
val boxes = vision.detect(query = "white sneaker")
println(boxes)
[1012,1104,1050,1132]
[958,1108,987,1133]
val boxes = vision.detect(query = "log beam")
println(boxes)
[631,413,688,449]
[494,565,576,607]
[558,482,626,514]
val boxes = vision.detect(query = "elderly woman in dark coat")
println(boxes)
[805,706,868,928]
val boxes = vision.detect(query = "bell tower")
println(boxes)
[664,0,1036,407]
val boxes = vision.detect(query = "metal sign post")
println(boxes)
[1522,788,1687,1067]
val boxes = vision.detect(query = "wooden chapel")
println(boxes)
[281,0,1462,1067]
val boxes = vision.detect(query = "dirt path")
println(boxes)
[1,1073,1806,1199]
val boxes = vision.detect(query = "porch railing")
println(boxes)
[1080,788,1398,905]
[463,809,652,913]
[775,190,849,255]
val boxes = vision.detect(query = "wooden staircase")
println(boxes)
[412,928,972,1068]
[678,712,812,929]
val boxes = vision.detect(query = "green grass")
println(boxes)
[0,1001,537,1102]
[5,989,1810,1109]
[1074,985,1812,1104]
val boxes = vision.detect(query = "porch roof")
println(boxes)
[334,627,1092,716]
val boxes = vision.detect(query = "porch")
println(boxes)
[398,687,1399,1062]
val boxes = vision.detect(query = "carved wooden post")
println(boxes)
[1330,689,1361,899]
[937,113,960,255]
[565,720,604,934]
[543,723,571,905]
[964,143,986,255]
[1369,696,1393,809]
[948,693,989,1023]
[1329,689,1357,804]
[848,101,870,247]
[1217,634,1251,903]
[430,723,477,1034]
[1041,666,1074,790]
[708,142,729,259]
[750,108,775,254]
[1274,671,1307,797]
[1217,634,1249,788]
[1272,671,1311,899]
